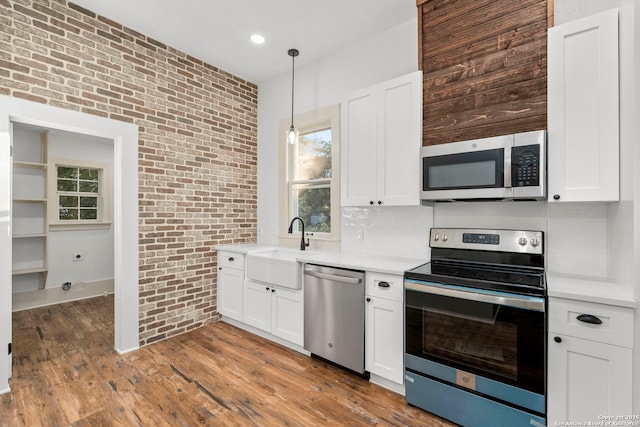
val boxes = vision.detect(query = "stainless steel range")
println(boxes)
[404,228,546,427]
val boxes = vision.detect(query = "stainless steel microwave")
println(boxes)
[421,130,546,201]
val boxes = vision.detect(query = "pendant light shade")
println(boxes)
[286,48,299,145]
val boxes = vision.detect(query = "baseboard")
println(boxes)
[369,373,405,396]
[219,317,309,356]
[12,279,114,312]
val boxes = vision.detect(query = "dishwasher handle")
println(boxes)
[304,269,363,285]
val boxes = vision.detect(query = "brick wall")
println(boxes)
[0,0,258,345]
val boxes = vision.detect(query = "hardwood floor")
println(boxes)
[1,296,455,426]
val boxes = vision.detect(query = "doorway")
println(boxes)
[11,124,115,310]
[0,95,139,394]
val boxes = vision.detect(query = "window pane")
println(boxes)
[59,195,78,207]
[59,208,78,220]
[80,209,97,220]
[296,128,332,180]
[80,196,97,207]
[57,179,77,192]
[294,187,331,233]
[79,181,99,193]
[57,167,78,179]
[79,168,99,180]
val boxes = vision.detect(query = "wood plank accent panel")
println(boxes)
[2,296,456,426]
[418,0,549,145]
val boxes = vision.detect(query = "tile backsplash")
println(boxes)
[546,203,609,278]
[341,206,433,259]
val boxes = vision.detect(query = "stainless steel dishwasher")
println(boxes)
[303,264,366,374]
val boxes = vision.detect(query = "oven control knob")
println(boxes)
[518,237,528,246]
[530,237,540,247]
[433,234,440,241]
[442,235,448,242]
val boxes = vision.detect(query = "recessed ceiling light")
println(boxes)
[250,34,265,45]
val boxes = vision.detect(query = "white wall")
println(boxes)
[46,130,114,291]
[11,128,115,294]
[257,17,434,258]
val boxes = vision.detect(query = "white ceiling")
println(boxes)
[70,0,417,84]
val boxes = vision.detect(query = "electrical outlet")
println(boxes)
[73,252,84,261]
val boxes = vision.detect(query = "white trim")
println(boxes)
[0,95,139,394]
[12,279,114,312]
[49,222,112,232]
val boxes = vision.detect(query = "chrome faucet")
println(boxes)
[288,216,310,251]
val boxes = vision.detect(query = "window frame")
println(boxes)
[279,104,340,245]
[47,158,112,231]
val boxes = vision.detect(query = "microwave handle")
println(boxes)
[504,145,512,188]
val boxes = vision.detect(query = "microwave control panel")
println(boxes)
[512,145,540,187]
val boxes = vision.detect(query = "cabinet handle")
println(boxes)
[576,314,603,325]
[366,297,371,302]
[228,257,235,262]
[272,289,276,293]
[219,267,222,270]
[554,336,562,343]
[377,200,382,205]
[377,281,390,288]
[369,201,374,205]
[266,287,270,291]
[553,194,560,200]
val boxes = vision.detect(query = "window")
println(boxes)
[48,158,111,229]
[57,166,100,220]
[280,104,340,243]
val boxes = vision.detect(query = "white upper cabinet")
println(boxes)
[547,9,619,202]
[341,71,422,207]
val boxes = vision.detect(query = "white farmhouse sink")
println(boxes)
[246,249,302,289]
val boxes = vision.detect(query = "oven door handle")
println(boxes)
[405,281,545,312]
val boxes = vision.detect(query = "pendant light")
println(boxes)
[286,48,300,145]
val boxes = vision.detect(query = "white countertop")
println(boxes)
[547,273,636,308]
[215,243,263,254]
[214,244,426,276]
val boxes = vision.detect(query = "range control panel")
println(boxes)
[430,228,543,254]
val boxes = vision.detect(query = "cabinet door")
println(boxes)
[377,71,421,206]
[365,296,403,384]
[547,334,632,423]
[244,280,271,332]
[341,90,378,206]
[271,287,303,346]
[217,267,244,321]
[548,9,619,202]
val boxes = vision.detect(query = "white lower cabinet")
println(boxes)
[244,280,303,346]
[547,297,634,424]
[244,280,271,331]
[365,273,404,386]
[217,251,245,321]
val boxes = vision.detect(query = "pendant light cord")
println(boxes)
[290,53,295,127]
[288,49,299,129]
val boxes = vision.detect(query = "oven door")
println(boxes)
[405,279,546,414]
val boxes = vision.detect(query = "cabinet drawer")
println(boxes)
[549,298,634,348]
[366,272,403,302]
[217,251,245,270]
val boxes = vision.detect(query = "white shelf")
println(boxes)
[13,161,47,169]
[13,198,47,203]
[11,129,49,291]
[13,233,47,239]
[12,267,47,276]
